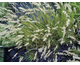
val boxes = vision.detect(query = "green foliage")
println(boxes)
[0,48,4,62]
[1,2,80,61]
[20,2,76,49]
[18,2,80,60]
[0,2,9,7]
[0,3,24,47]
[70,48,80,56]
[0,2,9,17]
[24,51,35,61]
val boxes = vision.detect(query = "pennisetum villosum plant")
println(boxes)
[0,2,80,62]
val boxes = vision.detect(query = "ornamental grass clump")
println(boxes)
[18,2,80,61]
[0,2,80,61]
[0,5,24,47]
[20,2,75,48]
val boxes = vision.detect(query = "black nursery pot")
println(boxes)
[3,43,75,62]
[4,46,27,62]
